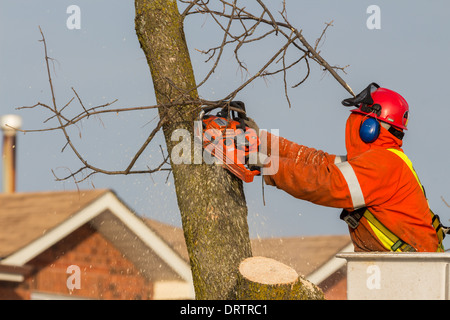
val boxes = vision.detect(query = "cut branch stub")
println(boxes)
[236,256,325,300]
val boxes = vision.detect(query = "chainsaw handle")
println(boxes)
[229,101,248,121]
[197,109,206,121]
[201,105,219,114]
[200,101,247,120]
[228,101,248,131]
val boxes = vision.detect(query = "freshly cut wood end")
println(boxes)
[239,256,298,285]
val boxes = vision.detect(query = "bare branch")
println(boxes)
[190,1,354,97]
[442,196,450,208]
[25,27,173,185]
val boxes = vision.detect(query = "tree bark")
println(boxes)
[134,0,252,299]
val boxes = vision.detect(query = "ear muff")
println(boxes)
[359,117,380,143]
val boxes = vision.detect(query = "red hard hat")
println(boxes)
[343,83,409,130]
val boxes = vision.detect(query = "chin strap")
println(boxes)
[388,126,404,140]
[380,122,404,140]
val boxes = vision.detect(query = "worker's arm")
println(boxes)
[260,130,338,164]
[264,152,355,210]
[263,139,401,211]
[260,133,353,208]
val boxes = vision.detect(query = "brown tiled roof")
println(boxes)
[0,189,109,257]
[144,219,190,262]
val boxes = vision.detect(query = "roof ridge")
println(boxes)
[0,188,110,199]
[0,189,112,257]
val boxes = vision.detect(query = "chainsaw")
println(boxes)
[195,101,261,183]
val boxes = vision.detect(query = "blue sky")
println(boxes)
[1,1,450,248]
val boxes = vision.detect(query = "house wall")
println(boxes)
[0,224,153,300]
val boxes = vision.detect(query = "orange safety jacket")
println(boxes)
[262,112,442,252]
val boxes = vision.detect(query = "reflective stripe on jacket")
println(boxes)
[263,113,440,252]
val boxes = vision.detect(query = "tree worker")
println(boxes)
[247,82,447,252]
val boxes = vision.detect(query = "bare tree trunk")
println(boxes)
[134,0,252,299]
[134,0,326,300]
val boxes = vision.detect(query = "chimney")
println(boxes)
[0,115,22,193]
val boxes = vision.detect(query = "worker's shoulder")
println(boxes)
[372,147,408,159]
[351,147,406,166]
